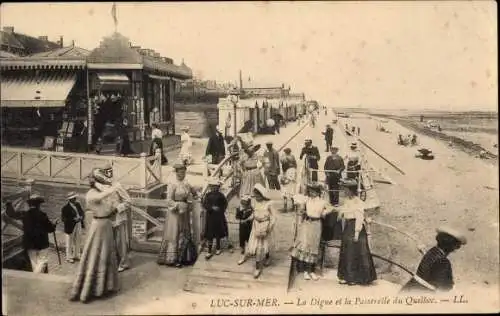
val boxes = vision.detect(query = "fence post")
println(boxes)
[140,152,148,189]
[25,178,34,195]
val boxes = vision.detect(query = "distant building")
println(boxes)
[0,26,62,56]
[241,81,291,98]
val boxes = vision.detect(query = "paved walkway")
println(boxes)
[2,113,399,315]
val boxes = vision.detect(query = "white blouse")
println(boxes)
[152,128,163,140]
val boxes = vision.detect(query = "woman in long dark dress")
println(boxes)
[202,178,229,259]
[337,180,377,286]
[400,227,466,293]
[149,123,168,165]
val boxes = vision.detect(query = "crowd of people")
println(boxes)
[2,109,468,303]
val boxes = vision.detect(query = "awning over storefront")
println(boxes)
[148,74,171,81]
[0,72,77,108]
[97,73,130,83]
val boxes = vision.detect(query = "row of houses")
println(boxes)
[0,27,310,154]
[1,31,192,152]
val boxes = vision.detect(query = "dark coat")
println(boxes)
[400,246,454,293]
[324,154,345,180]
[323,127,334,141]
[299,145,321,169]
[264,149,281,175]
[61,202,85,234]
[206,132,226,163]
[5,203,56,251]
[202,190,229,239]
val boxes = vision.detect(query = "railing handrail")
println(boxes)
[1,146,147,164]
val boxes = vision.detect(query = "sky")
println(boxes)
[0,1,497,110]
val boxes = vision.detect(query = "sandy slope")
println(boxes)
[342,115,499,288]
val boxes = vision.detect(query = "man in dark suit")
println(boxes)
[300,139,321,182]
[322,124,334,152]
[5,193,58,273]
[263,141,281,190]
[206,125,226,165]
[61,192,85,263]
[324,146,345,206]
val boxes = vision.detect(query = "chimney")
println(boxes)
[71,40,75,47]
[3,26,14,34]
[39,36,48,42]
[58,36,64,48]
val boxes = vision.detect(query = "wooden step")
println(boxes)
[184,251,291,294]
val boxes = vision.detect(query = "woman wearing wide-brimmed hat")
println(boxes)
[69,168,123,303]
[179,125,193,165]
[238,184,277,279]
[400,226,467,293]
[291,182,334,281]
[239,140,265,197]
[336,179,377,286]
[157,163,198,267]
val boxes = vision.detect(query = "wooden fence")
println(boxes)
[1,147,162,190]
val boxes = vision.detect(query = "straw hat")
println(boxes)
[350,142,358,148]
[27,193,45,204]
[66,192,78,200]
[253,183,271,200]
[436,226,467,245]
[173,162,187,171]
[240,195,251,203]
[181,126,190,131]
[307,182,324,193]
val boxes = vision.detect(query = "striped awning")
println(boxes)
[0,72,77,108]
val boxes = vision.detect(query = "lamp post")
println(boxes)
[228,89,240,138]
[228,89,240,188]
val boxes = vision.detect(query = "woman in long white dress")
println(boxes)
[237,183,277,279]
[157,163,199,267]
[70,169,126,303]
[291,182,333,281]
[179,126,193,165]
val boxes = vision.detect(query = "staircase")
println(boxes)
[183,251,290,295]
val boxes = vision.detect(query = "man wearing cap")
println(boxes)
[206,124,226,165]
[61,192,85,263]
[263,141,281,190]
[322,124,334,152]
[5,194,58,273]
[324,146,345,206]
[300,139,321,182]
[401,227,467,293]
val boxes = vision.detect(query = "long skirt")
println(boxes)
[70,218,119,302]
[246,220,274,261]
[291,219,321,264]
[204,211,228,240]
[157,210,197,266]
[321,211,342,241]
[113,222,130,268]
[149,138,168,164]
[337,219,377,284]
[240,168,265,197]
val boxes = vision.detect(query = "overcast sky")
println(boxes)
[1,1,497,110]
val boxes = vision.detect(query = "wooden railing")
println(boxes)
[1,147,162,190]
